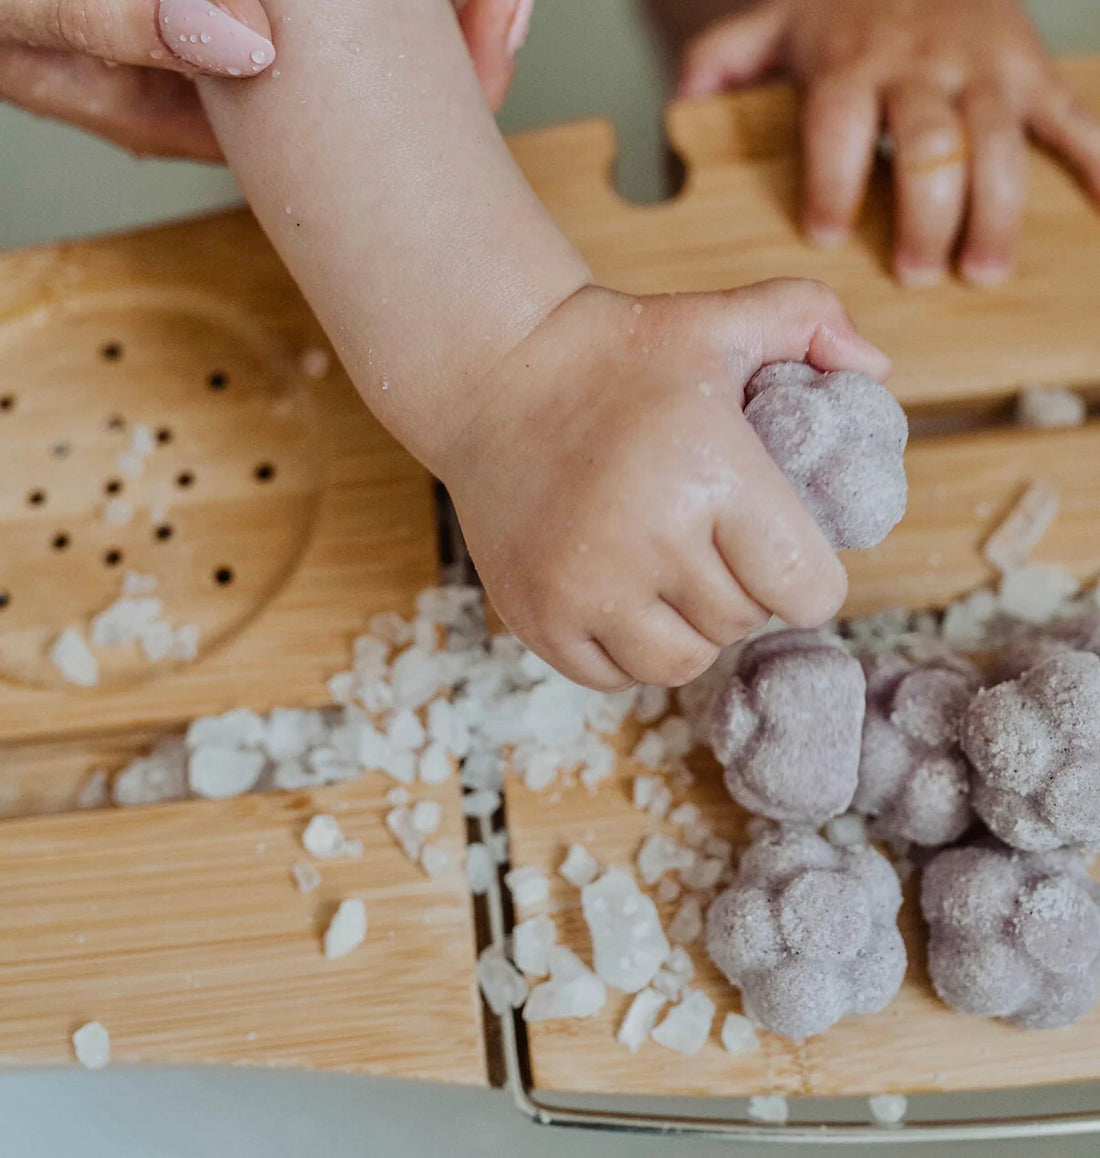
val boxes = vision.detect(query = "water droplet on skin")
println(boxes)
[200,32,211,43]
[250,47,270,64]
[227,67,241,76]
[698,382,714,397]
[189,34,199,42]
[149,48,164,59]
[381,377,390,392]
[632,303,643,316]
[271,67,280,77]
[178,32,188,42]
[284,205,293,215]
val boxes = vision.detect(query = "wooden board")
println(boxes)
[509,56,1100,415]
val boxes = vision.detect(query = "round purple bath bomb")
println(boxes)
[706,827,906,1039]
[709,630,865,825]
[960,652,1100,852]
[745,362,908,550]
[995,610,1100,682]
[855,652,982,847]
[921,841,1100,1029]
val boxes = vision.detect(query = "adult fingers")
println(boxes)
[0,43,220,159]
[678,1,789,99]
[959,84,1026,287]
[887,81,969,286]
[801,71,880,248]
[0,0,274,77]
[597,600,720,688]
[1028,73,1100,200]
[457,0,532,114]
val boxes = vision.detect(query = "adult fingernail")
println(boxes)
[507,0,535,55]
[895,262,945,289]
[158,0,275,77]
[960,258,1011,288]
[805,223,849,250]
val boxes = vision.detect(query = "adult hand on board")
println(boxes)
[678,0,1100,287]
[0,0,527,159]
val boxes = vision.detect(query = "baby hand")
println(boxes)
[440,280,890,690]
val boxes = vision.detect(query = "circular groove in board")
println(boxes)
[0,294,323,689]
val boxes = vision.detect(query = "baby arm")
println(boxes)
[198,0,889,690]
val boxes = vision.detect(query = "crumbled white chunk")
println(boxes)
[186,708,266,750]
[122,571,158,596]
[704,836,734,862]
[633,776,659,811]
[651,988,715,1055]
[271,759,315,789]
[652,969,685,1001]
[634,685,670,725]
[504,866,550,908]
[420,843,451,878]
[411,799,443,835]
[669,803,701,827]
[868,1093,908,1126]
[265,708,325,761]
[999,566,1079,625]
[512,914,557,976]
[50,629,99,687]
[656,716,693,759]
[617,988,668,1053]
[77,769,110,809]
[582,868,670,993]
[171,624,200,661]
[139,620,175,662]
[636,834,694,886]
[72,1021,110,1069]
[102,498,134,526]
[668,895,704,944]
[631,730,666,769]
[681,821,712,849]
[302,814,361,859]
[323,899,367,959]
[477,946,529,1016]
[940,588,999,647]
[465,843,494,895]
[654,877,682,905]
[664,945,694,980]
[386,806,424,862]
[1016,385,1086,429]
[487,830,510,865]
[558,845,597,889]
[117,450,144,478]
[983,481,1060,574]
[112,741,188,805]
[462,789,500,818]
[523,946,606,1022]
[720,1013,760,1056]
[748,1095,789,1125]
[418,741,453,785]
[291,860,321,893]
[188,745,266,799]
[368,611,412,647]
[426,698,471,758]
[327,671,357,705]
[826,813,869,848]
[382,749,417,786]
[386,786,411,807]
[130,423,156,456]
[388,708,427,752]
[680,857,724,891]
[91,596,162,647]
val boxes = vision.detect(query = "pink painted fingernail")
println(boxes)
[507,0,535,55]
[158,0,275,77]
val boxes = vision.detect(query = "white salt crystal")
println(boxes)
[413,616,440,653]
[112,741,188,806]
[578,738,617,790]
[826,813,868,848]
[390,646,446,709]
[704,836,734,863]
[632,730,666,770]
[477,946,529,1016]
[646,781,672,819]
[323,899,367,959]
[1016,385,1086,429]
[77,768,109,809]
[523,946,606,1022]
[265,708,326,761]
[171,624,200,662]
[518,747,560,792]
[139,620,175,662]
[188,745,266,799]
[680,857,724,891]
[91,596,162,647]
[651,988,715,1055]
[868,1093,908,1126]
[999,566,1079,625]
[385,806,423,862]
[353,635,389,675]
[122,571,158,596]
[50,629,99,687]
[302,814,360,859]
[426,698,470,758]
[383,750,417,785]
[460,751,504,792]
[657,716,693,759]
[386,786,411,806]
[634,685,670,725]
[186,708,266,749]
[102,498,134,526]
[420,843,451,878]
[681,821,712,849]
[637,834,694,885]
[487,831,509,865]
[462,789,500,818]
[559,844,598,888]
[654,877,682,905]
[721,1013,760,1056]
[130,423,156,455]
[411,799,442,835]
[940,588,998,646]
[665,945,694,980]
[668,895,704,944]
[368,611,412,647]
[465,843,494,894]
[633,776,658,811]
[983,481,1060,573]
[291,860,321,893]
[504,865,549,908]
[388,708,426,752]
[271,759,315,789]
[582,869,670,993]
[72,1021,110,1070]
[117,450,144,477]
[748,1095,789,1125]
[669,803,701,827]
[512,914,557,976]
[652,970,685,1001]
[617,987,668,1053]
[327,671,357,705]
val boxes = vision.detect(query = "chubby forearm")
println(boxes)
[197,0,589,475]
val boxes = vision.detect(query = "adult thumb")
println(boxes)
[0,0,275,77]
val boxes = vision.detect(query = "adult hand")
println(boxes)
[680,0,1100,287]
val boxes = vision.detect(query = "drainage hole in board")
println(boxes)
[51,441,71,459]
[175,471,194,489]
[213,566,234,586]
[208,370,229,391]
[104,478,123,496]
[105,414,125,432]
[0,394,14,412]
[253,462,276,483]
[103,548,123,568]
[27,489,46,507]
[0,591,9,609]
[157,426,173,445]
[100,342,123,362]
[154,524,174,542]
[51,532,71,551]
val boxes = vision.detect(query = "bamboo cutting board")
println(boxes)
[504,56,1100,1098]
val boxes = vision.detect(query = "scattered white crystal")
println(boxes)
[668,895,704,944]
[386,786,411,807]
[291,860,321,893]
[559,844,598,888]
[77,768,109,809]
[720,1013,760,1056]
[657,716,693,759]
[90,596,162,647]
[633,776,659,811]
[582,868,670,993]
[940,589,999,647]
[983,481,1059,573]
[420,843,451,878]
[368,611,412,647]
[306,747,359,784]
[477,946,529,1016]
[385,806,423,861]
[50,629,99,687]
[669,803,701,828]
[631,731,666,770]
[72,1021,110,1069]
[265,708,325,761]
[651,988,715,1055]
[512,914,557,976]
[187,745,266,799]
[426,698,470,757]
[411,799,442,835]
[826,813,868,848]
[112,741,188,805]
[102,498,134,526]
[323,899,367,959]
[516,746,559,792]
[302,814,361,859]
[327,671,357,705]
[171,624,200,661]
[868,1093,908,1126]
[664,945,694,980]
[504,866,550,908]
[487,830,509,865]
[654,877,682,905]
[523,946,606,1022]
[748,1096,789,1126]
[382,750,417,786]
[1016,385,1086,429]
[617,987,668,1053]
[117,450,144,478]
[139,620,175,662]
[270,759,314,789]
[130,423,156,456]
[680,857,724,891]
[186,708,266,750]
[462,789,500,818]
[465,843,494,894]
[634,685,671,725]
[652,970,686,1001]
[636,834,694,886]
[704,836,734,863]
[681,821,712,849]
[122,572,158,596]
[998,566,1078,625]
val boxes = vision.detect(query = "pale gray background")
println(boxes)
[2,2,1100,1154]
